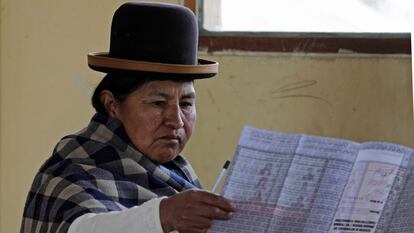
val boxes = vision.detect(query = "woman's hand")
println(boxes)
[159,189,236,233]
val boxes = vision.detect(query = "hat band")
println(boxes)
[88,52,218,74]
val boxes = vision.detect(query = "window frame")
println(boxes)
[184,0,411,54]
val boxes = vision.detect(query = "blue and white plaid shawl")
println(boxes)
[21,113,201,233]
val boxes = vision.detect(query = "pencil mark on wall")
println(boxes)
[274,94,331,105]
[207,89,216,104]
[271,79,332,107]
[274,80,317,93]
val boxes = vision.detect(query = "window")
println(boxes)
[184,0,411,54]
[203,0,410,33]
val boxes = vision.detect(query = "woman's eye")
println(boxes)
[152,101,166,107]
[180,102,193,108]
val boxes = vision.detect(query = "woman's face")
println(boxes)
[112,80,196,163]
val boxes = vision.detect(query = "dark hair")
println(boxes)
[91,73,195,113]
[91,74,150,113]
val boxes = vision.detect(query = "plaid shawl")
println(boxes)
[21,113,201,233]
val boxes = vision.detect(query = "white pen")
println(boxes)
[211,160,231,193]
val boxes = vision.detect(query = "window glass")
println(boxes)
[203,0,411,33]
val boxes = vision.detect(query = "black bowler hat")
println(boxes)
[88,2,218,79]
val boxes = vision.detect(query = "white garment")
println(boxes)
[68,197,166,233]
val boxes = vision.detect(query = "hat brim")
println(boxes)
[88,52,218,79]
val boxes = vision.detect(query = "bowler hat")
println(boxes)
[88,2,218,79]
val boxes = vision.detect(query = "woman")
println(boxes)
[21,2,235,233]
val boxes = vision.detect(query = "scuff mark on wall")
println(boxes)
[271,75,332,107]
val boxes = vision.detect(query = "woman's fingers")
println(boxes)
[197,191,236,212]
[193,203,234,220]
[160,189,236,233]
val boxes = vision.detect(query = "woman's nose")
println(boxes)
[164,105,184,129]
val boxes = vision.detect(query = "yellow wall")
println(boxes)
[186,52,413,189]
[0,0,412,232]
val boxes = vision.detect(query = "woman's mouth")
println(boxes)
[159,135,181,143]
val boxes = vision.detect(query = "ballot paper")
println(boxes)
[209,126,414,233]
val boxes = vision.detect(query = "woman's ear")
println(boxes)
[100,90,119,118]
